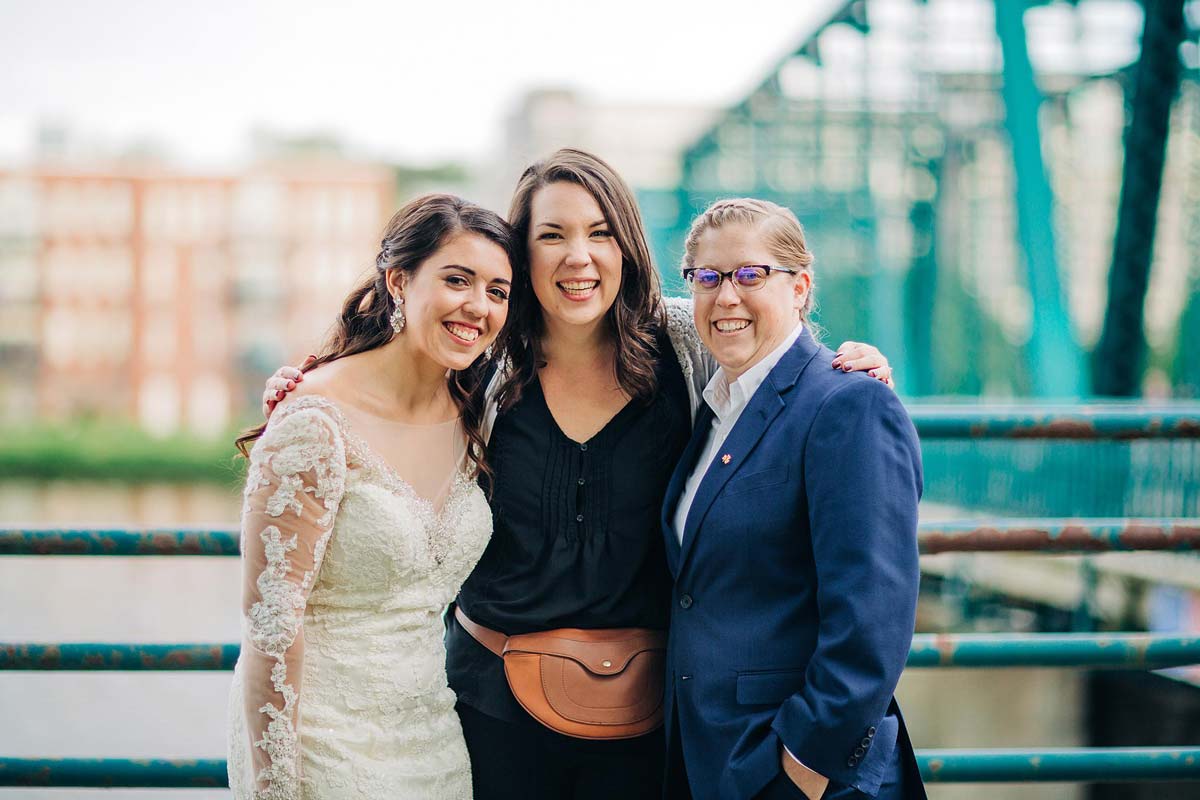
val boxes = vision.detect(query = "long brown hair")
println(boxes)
[497,148,664,410]
[235,193,517,483]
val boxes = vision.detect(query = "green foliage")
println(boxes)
[0,421,247,484]
[1170,279,1200,398]
[393,162,471,195]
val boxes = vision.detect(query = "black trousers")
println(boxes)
[457,701,665,800]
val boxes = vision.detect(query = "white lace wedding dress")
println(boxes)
[227,395,492,799]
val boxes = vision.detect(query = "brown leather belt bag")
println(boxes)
[455,606,666,740]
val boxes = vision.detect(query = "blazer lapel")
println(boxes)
[676,330,824,574]
[661,402,715,575]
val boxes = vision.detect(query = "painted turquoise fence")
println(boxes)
[0,758,228,789]
[911,403,1200,519]
[3,633,1199,672]
[4,519,1199,557]
[2,403,1199,787]
[3,749,1199,787]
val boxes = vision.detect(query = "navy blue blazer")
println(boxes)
[660,329,925,800]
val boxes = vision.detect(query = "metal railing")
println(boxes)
[3,632,1199,672]
[907,404,1200,440]
[5,519,1200,557]
[3,404,1199,788]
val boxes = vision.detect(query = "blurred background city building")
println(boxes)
[0,155,393,435]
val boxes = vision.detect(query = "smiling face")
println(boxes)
[691,222,810,382]
[527,181,623,333]
[386,231,512,371]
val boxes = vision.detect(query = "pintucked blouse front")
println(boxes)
[446,330,693,722]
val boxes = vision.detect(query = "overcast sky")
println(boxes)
[1,0,835,167]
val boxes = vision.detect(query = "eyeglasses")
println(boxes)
[682,265,799,294]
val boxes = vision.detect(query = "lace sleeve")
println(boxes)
[238,406,346,799]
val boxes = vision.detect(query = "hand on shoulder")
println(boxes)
[831,340,894,388]
[263,355,318,418]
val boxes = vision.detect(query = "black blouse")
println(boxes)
[446,329,692,721]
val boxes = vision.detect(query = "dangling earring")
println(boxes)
[483,344,494,361]
[389,296,406,333]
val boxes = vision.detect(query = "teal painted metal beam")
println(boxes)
[1092,0,1188,396]
[993,0,1083,397]
[3,749,1198,787]
[0,757,227,788]
[0,527,240,556]
[918,519,1200,554]
[906,633,1200,669]
[0,643,239,670]
[4,634,1197,671]
[918,747,1200,783]
[908,404,1200,439]
[5,519,1199,557]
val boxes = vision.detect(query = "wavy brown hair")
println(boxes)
[235,193,517,483]
[496,148,665,410]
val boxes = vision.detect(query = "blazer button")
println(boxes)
[679,594,693,609]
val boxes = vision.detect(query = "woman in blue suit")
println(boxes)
[662,199,926,800]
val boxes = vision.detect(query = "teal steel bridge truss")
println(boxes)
[641,0,1200,399]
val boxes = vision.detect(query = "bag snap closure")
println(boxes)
[602,659,613,668]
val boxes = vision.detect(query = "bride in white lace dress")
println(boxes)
[227,194,516,799]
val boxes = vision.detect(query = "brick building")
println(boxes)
[0,161,393,435]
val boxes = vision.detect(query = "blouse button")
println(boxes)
[579,443,588,452]
[578,478,586,486]
[576,514,584,523]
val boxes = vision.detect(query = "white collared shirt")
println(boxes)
[671,322,804,544]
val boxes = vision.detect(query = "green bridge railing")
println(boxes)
[3,404,1199,788]
[3,519,1199,557]
[3,632,1199,672]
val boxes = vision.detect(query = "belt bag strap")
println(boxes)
[454,606,666,741]
[455,605,507,657]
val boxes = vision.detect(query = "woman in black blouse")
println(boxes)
[264,149,893,799]
[447,153,694,800]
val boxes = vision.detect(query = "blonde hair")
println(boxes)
[681,198,817,328]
